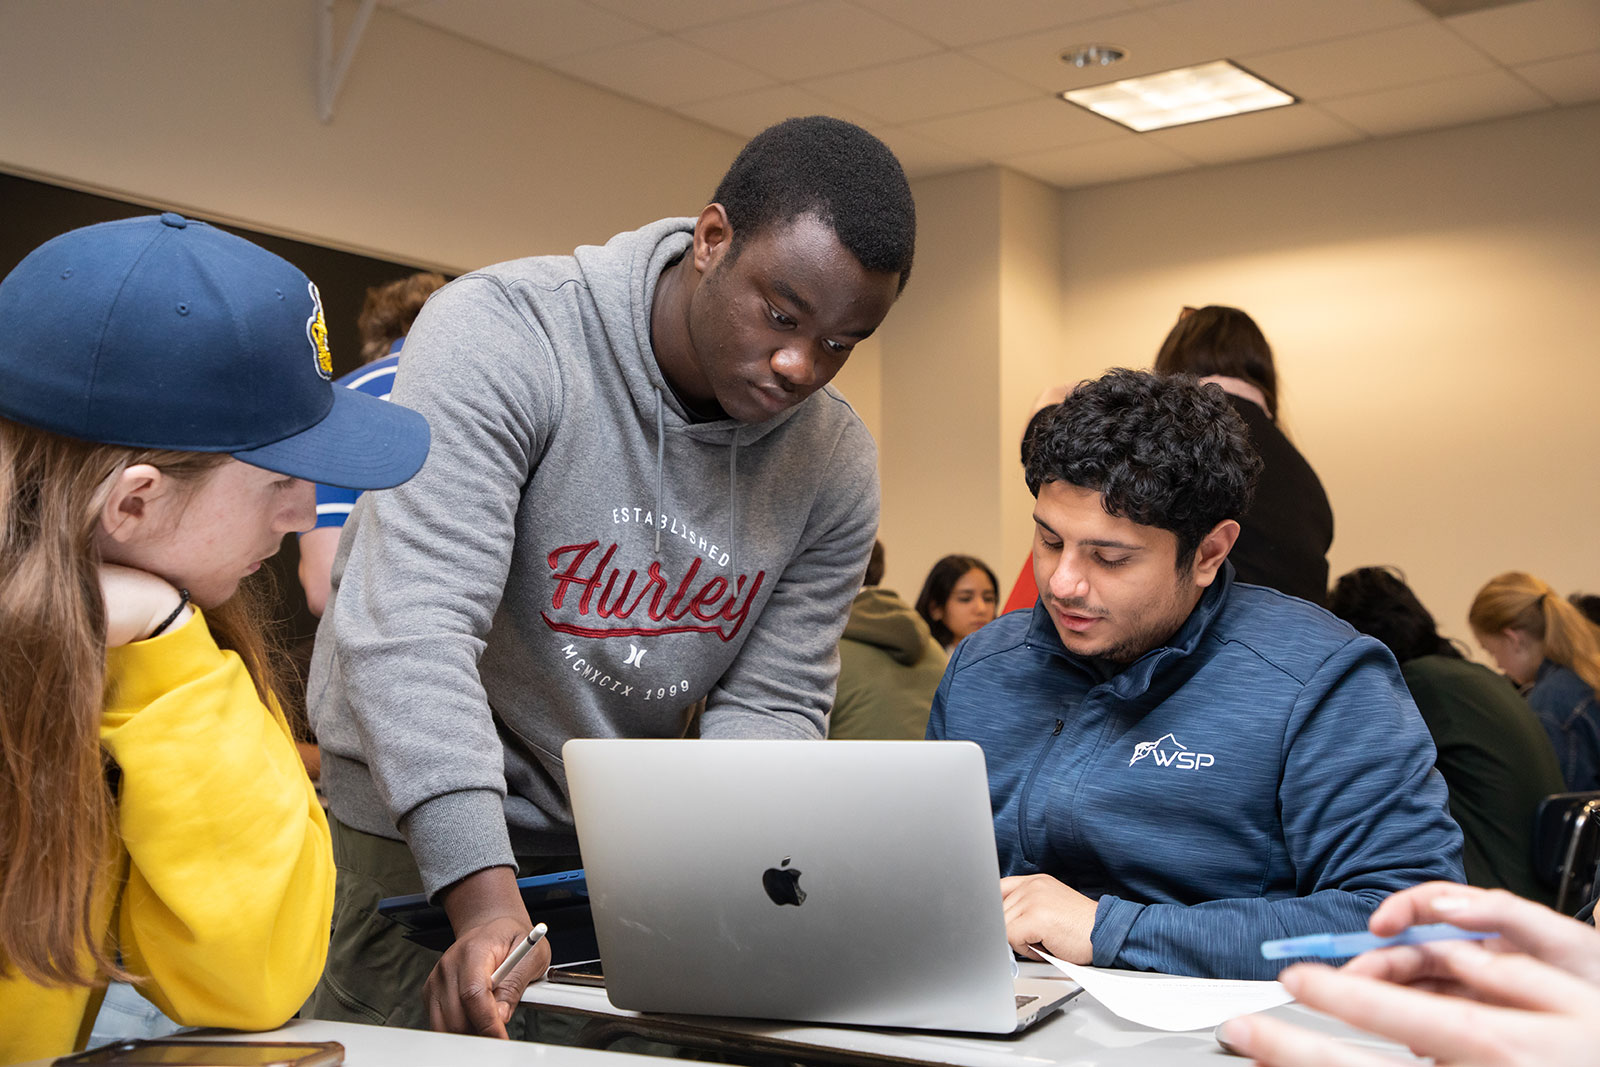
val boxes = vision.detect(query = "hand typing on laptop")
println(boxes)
[1000,874,1097,965]
[1218,882,1600,1066]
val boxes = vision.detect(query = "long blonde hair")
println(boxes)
[1469,571,1600,700]
[0,418,289,987]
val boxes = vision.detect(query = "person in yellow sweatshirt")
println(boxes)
[0,214,431,1061]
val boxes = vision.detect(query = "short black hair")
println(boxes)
[713,116,916,294]
[864,540,885,587]
[1025,369,1261,567]
[1572,593,1600,628]
[1329,566,1462,663]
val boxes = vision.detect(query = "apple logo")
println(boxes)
[761,856,806,906]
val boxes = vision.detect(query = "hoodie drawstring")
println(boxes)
[653,389,665,555]
[651,386,741,570]
[727,429,739,573]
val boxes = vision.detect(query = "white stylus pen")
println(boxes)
[490,922,548,985]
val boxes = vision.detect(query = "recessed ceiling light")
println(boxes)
[1060,44,1126,69]
[1061,59,1296,133]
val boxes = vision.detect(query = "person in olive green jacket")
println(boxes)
[1330,567,1564,906]
[830,542,948,740]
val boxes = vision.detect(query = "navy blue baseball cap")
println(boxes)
[0,213,429,490]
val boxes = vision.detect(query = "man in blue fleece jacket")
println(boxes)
[928,369,1463,980]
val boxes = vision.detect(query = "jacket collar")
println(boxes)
[1025,561,1236,697]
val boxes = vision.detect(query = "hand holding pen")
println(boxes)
[1262,922,1495,961]
[491,922,548,985]
[427,868,551,1039]
[1221,883,1600,1067]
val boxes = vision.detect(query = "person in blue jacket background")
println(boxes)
[927,368,1463,980]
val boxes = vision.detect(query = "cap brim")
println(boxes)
[233,386,430,490]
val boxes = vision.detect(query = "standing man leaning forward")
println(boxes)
[929,369,1463,980]
[307,117,915,1035]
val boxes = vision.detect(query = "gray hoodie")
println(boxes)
[309,218,879,896]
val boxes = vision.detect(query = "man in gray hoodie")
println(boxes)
[307,116,916,1037]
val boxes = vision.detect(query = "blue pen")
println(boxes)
[1261,923,1496,960]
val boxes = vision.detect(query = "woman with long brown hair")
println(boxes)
[0,214,430,1059]
[1469,571,1600,793]
[1154,305,1334,605]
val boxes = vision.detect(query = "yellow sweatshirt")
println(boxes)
[0,610,334,1063]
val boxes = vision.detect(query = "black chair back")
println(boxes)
[1534,791,1600,915]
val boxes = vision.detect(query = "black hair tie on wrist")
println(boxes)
[146,588,191,640]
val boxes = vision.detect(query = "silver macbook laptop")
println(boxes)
[562,738,1080,1034]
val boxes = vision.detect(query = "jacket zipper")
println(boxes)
[1016,718,1064,867]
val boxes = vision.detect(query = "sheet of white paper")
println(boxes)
[1036,950,1294,1032]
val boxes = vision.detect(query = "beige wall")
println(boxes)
[876,169,1004,595]
[0,0,743,272]
[872,167,1066,599]
[996,170,1066,591]
[1053,103,1600,644]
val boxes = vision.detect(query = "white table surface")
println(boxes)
[15,1018,667,1067]
[521,962,1419,1066]
[18,971,1415,1067]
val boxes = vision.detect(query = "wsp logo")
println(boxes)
[1128,732,1215,770]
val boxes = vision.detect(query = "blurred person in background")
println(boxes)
[915,554,999,652]
[1330,566,1563,904]
[1471,571,1600,792]
[1154,304,1333,605]
[830,540,947,740]
[1571,592,1600,628]
[298,271,446,618]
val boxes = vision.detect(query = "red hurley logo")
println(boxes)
[541,541,766,642]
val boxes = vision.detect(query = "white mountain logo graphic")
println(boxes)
[1128,732,1215,770]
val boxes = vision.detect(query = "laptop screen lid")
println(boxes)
[563,738,1069,1033]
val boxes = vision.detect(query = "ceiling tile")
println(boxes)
[583,0,803,33]
[964,11,1194,94]
[1145,0,1431,59]
[800,52,1040,124]
[871,126,987,178]
[1514,49,1600,103]
[680,0,940,81]
[677,84,882,138]
[1446,0,1600,66]
[546,36,774,107]
[1001,134,1196,187]
[1242,20,1499,100]
[1141,102,1364,163]
[906,96,1130,157]
[1320,68,1551,136]
[848,0,1136,47]
[397,0,653,62]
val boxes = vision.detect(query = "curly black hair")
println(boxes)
[1024,369,1262,568]
[1328,566,1462,664]
[712,116,916,293]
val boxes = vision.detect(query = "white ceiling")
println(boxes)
[383,0,1600,188]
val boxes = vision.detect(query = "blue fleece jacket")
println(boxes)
[1526,660,1600,792]
[927,566,1464,979]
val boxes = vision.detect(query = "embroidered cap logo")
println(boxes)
[306,281,333,381]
